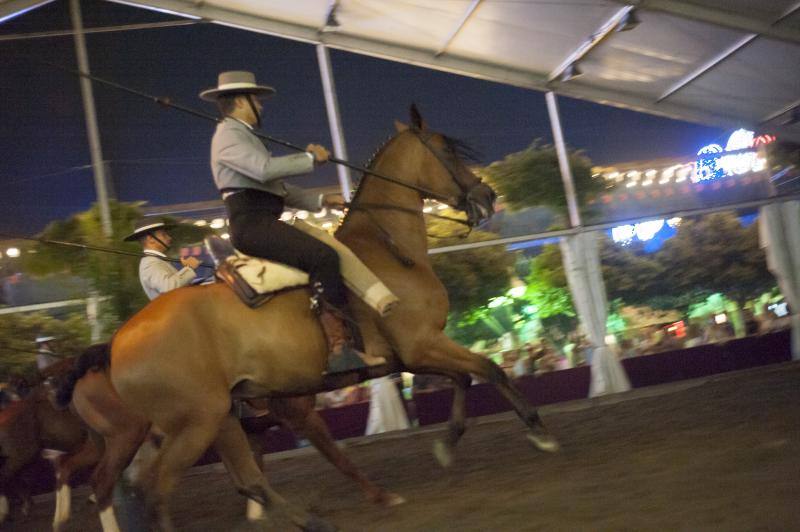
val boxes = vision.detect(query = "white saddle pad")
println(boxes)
[228,252,309,294]
[226,219,399,317]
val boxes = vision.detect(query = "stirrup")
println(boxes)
[324,346,369,376]
[324,346,385,376]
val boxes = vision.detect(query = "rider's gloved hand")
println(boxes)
[181,256,201,270]
[306,144,330,164]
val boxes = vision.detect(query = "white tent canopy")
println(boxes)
[59,0,800,142]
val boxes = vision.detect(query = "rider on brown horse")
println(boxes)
[123,219,201,300]
[200,70,385,376]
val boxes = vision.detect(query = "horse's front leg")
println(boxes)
[426,371,470,468]
[408,332,559,453]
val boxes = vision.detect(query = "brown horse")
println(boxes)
[106,106,558,530]
[0,364,103,531]
[56,344,403,531]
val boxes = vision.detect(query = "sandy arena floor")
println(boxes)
[6,362,800,531]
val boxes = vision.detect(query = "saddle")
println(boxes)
[206,236,309,308]
[205,223,399,315]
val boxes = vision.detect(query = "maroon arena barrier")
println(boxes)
[17,330,791,497]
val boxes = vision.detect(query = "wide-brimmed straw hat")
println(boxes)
[123,219,176,242]
[199,71,276,102]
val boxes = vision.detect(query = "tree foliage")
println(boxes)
[482,140,602,212]
[600,239,669,307]
[524,244,573,319]
[523,212,774,313]
[657,213,773,305]
[22,201,148,329]
[428,217,515,318]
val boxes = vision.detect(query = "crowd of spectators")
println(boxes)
[315,304,792,407]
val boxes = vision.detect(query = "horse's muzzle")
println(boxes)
[463,182,496,226]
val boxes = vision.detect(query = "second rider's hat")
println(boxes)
[123,219,175,242]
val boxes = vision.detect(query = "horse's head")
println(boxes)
[395,105,496,226]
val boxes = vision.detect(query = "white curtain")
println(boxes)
[560,232,632,396]
[365,377,410,435]
[759,201,800,359]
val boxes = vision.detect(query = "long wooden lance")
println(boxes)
[21,55,458,204]
[0,232,215,270]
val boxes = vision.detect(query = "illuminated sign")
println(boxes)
[694,129,772,182]
[611,219,668,244]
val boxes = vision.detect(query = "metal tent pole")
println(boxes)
[316,44,353,199]
[545,91,581,227]
[70,0,113,237]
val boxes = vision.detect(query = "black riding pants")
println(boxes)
[224,189,346,307]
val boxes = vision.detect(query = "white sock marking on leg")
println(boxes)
[99,506,122,532]
[246,498,266,521]
[52,484,71,526]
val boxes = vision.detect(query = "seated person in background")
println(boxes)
[704,320,733,344]
[618,338,637,358]
[535,349,561,375]
[683,323,705,348]
[500,349,519,377]
[743,308,760,336]
[513,350,535,378]
[655,327,684,352]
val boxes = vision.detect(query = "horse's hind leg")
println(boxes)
[71,370,149,531]
[271,396,405,507]
[52,434,103,531]
[213,413,336,531]
[90,426,149,532]
[138,412,227,532]
[412,333,559,453]
[244,429,267,521]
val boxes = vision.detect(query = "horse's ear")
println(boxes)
[409,104,426,130]
[394,120,409,133]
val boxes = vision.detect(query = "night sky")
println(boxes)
[0,0,728,235]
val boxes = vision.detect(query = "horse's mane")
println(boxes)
[442,135,481,164]
[346,133,399,209]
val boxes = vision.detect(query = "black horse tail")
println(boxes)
[55,343,111,408]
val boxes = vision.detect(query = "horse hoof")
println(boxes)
[373,491,406,508]
[432,439,453,468]
[526,432,560,453]
[382,492,406,507]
